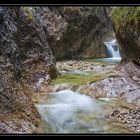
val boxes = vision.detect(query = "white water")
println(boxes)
[36,90,102,133]
[104,39,121,59]
[36,90,132,133]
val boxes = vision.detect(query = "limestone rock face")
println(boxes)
[46,7,114,59]
[0,7,58,133]
[79,62,140,106]
[112,7,140,65]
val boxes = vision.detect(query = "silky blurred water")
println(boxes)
[36,90,132,133]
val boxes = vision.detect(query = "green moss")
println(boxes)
[22,7,34,21]
[112,7,140,31]
[56,52,65,60]
[90,7,103,16]
[52,72,107,87]
[63,7,80,14]
[63,7,101,18]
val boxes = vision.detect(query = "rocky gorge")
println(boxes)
[0,6,140,134]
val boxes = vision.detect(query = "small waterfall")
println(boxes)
[104,39,121,58]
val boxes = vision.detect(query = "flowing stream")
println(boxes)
[35,56,134,134]
[36,89,132,133]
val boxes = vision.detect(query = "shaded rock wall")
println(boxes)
[46,7,114,60]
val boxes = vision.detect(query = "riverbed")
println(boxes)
[35,59,136,133]
[36,89,134,133]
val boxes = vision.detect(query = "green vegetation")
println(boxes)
[22,7,34,20]
[52,72,108,87]
[63,7,80,14]
[112,7,140,31]
[63,7,101,16]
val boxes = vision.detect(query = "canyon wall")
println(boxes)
[45,7,114,59]
[0,7,58,133]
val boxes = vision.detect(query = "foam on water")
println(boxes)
[36,90,101,133]
[36,89,133,133]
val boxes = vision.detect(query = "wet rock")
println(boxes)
[111,110,120,117]
[79,62,140,106]
[54,83,72,92]
[110,107,140,132]
[78,61,140,132]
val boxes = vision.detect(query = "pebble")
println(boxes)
[56,60,115,73]
[111,108,140,132]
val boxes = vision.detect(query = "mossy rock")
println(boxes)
[112,7,140,32]
[63,7,80,14]
[48,66,58,79]
[111,7,140,63]
[52,72,108,87]
[22,7,34,21]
